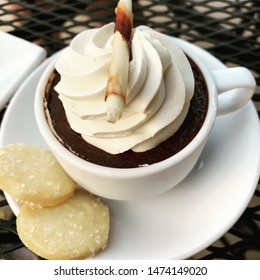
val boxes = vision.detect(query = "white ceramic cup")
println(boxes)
[35,38,256,200]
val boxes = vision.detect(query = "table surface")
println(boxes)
[0,0,259,260]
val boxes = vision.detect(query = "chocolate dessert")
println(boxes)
[44,58,208,168]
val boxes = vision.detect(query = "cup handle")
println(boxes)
[211,67,256,115]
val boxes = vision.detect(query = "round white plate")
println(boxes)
[1,42,259,260]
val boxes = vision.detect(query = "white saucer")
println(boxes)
[0,31,46,110]
[0,42,259,260]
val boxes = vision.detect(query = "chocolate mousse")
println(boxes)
[44,57,208,168]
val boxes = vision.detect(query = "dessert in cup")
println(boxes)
[35,0,256,200]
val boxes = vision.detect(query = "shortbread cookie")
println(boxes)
[0,143,75,207]
[17,189,110,260]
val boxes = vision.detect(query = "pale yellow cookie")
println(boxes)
[0,143,75,207]
[17,189,110,260]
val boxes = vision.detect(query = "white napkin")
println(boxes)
[0,31,46,109]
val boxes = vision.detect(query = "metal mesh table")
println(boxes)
[0,0,259,259]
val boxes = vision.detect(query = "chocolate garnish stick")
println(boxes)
[105,0,133,123]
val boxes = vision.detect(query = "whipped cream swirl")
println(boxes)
[55,23,194,154]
